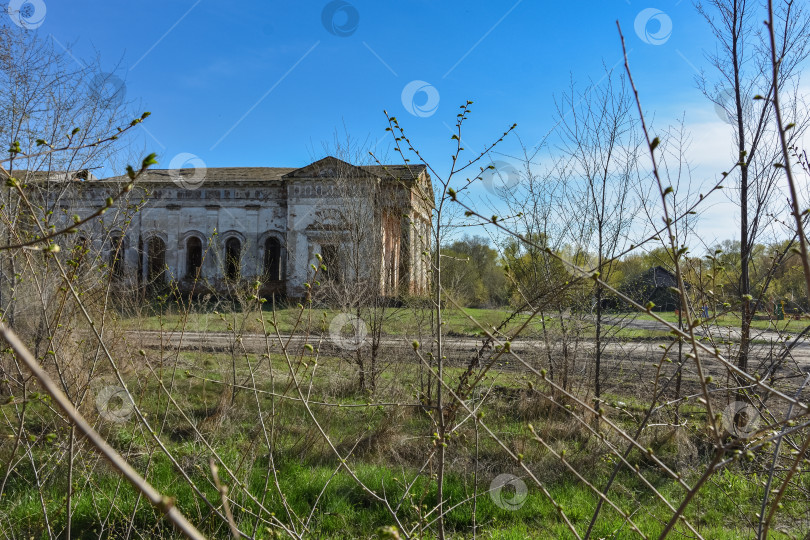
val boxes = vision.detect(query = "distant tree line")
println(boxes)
[441,236,810,313]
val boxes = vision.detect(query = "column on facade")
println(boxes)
[245,204,260,276]
[166,204,180,280]
[285,183,309,298]
[205,205,220,279]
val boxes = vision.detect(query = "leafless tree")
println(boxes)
[555,69,644,411]
[307,134,423,395]
[697,0,810,373]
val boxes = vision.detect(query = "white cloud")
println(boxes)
[659,85,810,250]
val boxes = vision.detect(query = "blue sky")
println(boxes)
[11,0,792,247]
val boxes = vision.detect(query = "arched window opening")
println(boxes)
[109,235,125,278]
[186,237,202,279]
[225,237,241,281]
[147,237,166,283]
[263,237,282,281]
[320,244,340,283]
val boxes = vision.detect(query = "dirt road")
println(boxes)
[127,328,810,373]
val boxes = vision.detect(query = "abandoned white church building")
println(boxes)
[60,157,433,299]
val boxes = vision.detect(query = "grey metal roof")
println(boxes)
[104,163,426,184]
[121,167,297,183]
[6,158,428,184]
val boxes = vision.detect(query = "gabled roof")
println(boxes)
[282,156,376,179]
[650,266,678,288]
[95,156,427,184]
[632,266,679,289]
[282,157,427,182]
[11,157,430,196]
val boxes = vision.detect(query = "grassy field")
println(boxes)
[112,296,810,344]
[634,310,810,333]
[115,304,676,341]
[114,306,529,336]
[3,349,808,538]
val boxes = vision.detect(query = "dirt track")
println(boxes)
[127,328,810,373]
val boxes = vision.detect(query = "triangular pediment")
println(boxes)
[282,156,376,180]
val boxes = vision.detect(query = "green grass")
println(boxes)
[3,348,809,538]
[7,452,784,538]
[117,299,809,343]
[115,305,537,336]
[115,304,680,342]
[632,310,810,333]
[5,432,800,538]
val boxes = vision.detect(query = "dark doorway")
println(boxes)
[109,235,125,279]
[225,237,241,281]
[320,244,340,282]
[264,237,282,281]
[186,237,202,278]
[147,237,166,283]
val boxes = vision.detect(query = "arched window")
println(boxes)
[109,235,125,278]
[147,237,166,282]
[320,244,340,283]
[186,237,202,278]
[225,237,241,281]
[263,237,282,280]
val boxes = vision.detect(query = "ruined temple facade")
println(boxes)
[64,157,433,299]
